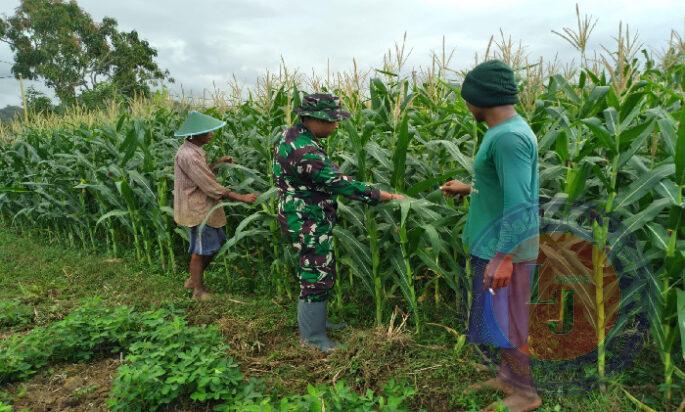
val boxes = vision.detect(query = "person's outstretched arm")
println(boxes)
[298,148,381,203]
[177,152,227,200]
[178,153,257,204]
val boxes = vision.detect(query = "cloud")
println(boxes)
[0,0,683,107]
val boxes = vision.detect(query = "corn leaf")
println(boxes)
[391,114,411,191]
[678,289,685,361]
[675,108,685,186]
[613,164,675,210]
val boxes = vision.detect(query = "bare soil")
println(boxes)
[8,358,120,412]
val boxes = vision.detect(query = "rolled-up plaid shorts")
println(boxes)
[188,225,227,256]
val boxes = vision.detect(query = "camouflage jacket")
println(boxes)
[272,124,380,223]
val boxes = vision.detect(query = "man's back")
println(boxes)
[464,115,540,263]
[174,141,226,228]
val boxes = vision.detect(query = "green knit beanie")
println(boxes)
[460,60,519,108]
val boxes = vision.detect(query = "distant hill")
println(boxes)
[0,105,21,123]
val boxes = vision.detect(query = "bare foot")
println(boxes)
[192,289,212,301]
[463,377,515,396]
[484,392,542,412]
[184,277,195,289]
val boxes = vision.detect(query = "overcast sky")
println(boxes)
[0,0,683,107]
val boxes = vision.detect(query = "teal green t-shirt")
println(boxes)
[462,115,540,262]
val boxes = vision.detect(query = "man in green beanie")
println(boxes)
[441,60,541,412]
[174,111,259,301]
[273,93,404,353]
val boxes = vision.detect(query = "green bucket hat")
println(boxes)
[174,111,226,137]
[296,93,350,122]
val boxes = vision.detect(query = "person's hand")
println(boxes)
[216,155,233,164]
[440,180,471,197]
[483,254,513,291]
[223,191,259,203]
[239,193,259,203]
[379,191,405,202]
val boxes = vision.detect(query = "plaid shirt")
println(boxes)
[173,141,227,228]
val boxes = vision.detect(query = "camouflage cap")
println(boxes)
[295,93,350,122]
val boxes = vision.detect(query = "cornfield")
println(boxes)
[1,18,684,408]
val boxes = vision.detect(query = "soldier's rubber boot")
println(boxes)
[298,299,339,353]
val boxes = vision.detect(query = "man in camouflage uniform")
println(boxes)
[273,93,402,352]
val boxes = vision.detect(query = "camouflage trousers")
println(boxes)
[281,213,336,302]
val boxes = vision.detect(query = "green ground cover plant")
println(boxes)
[0,299,32,329]
[0,299,415,411]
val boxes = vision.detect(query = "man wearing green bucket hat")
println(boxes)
[273,93,404,353]
[174,111,259,301]
[441,60,541,411]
